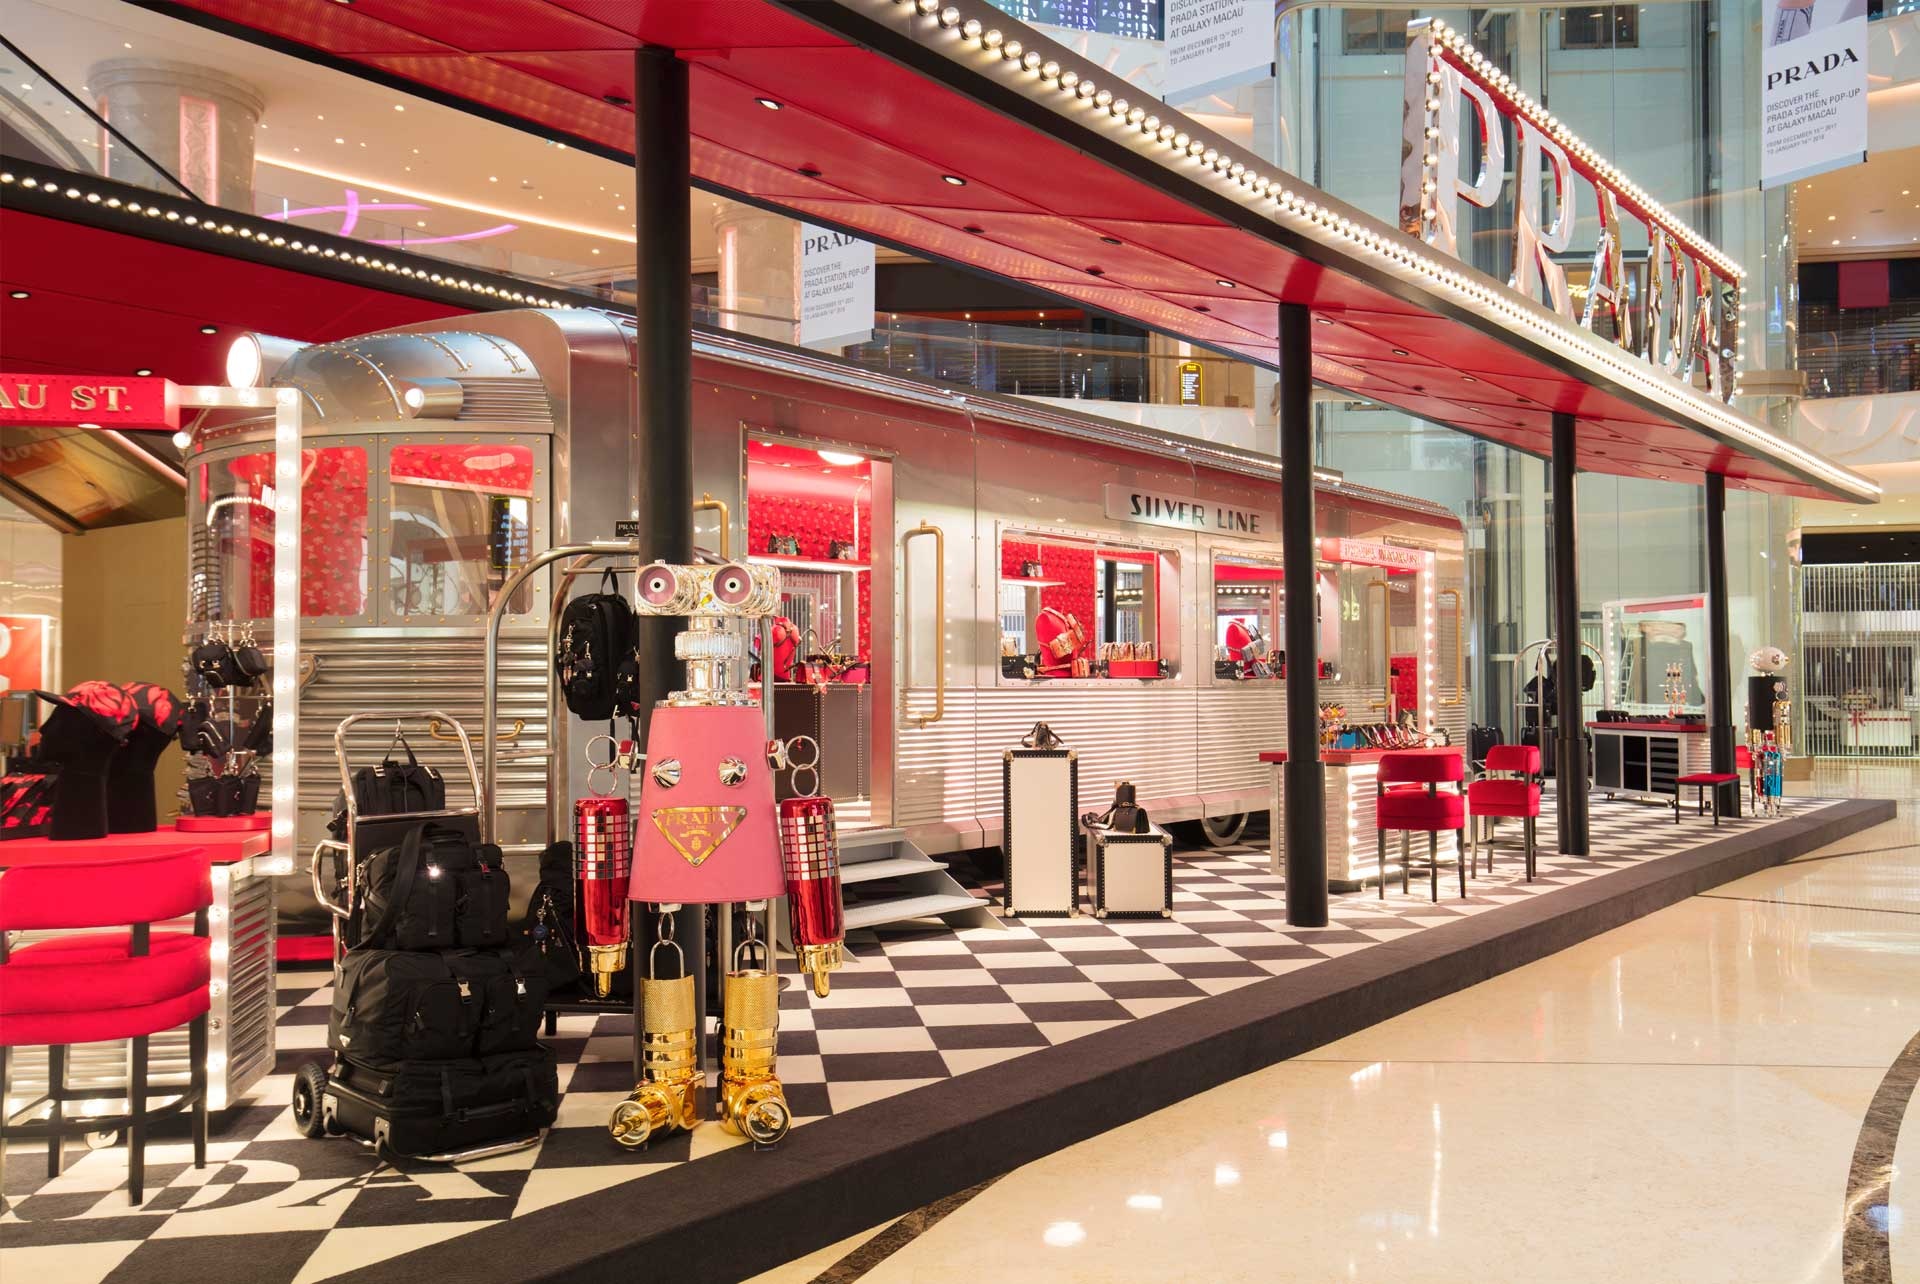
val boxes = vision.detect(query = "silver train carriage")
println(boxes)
[183,310,1468,931]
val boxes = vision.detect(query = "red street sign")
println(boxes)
[0,374,180,430]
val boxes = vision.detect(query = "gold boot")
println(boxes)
[719,937,790,1147]
[609,938,701,1148]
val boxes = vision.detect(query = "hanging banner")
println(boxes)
[1163,0,1273,104]
[798,224,875,349]
[1760,0,1868,188]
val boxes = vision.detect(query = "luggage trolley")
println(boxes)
[289,710,547,1162]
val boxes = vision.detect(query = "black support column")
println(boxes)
[1704,472,1737,815]
[1551,412,1589,855]
[630,46,703,1061]
[1280,303,1328,927]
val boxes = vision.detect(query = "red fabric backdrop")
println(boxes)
[747,490,872,659]
[1001,539,1097,637]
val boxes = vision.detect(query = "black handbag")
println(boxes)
[0,770,58,839]
[352,823,508,952]
[328,734,446,838]
[1019,721,1064,749]
[517,841,583,990]
[1083,780,1149,835]
[828,538,857,561]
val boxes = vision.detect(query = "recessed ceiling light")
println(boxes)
[962,223,984,234]
[200,325,218,334]
[393,104,405,112]
[1391,347,1410,356]
[1462,375,1478,383]
[1194,304,1211,313]
[488,175,498,183]
[941,174,967,186]
[602,93,631,107]
[798,165,822,178]
[1086,266,1104,276]
[135,367,152,376]
[1215,278,1236,288]
[1827,214,1836,221]
[77,421,100,429]
[333,137,345,144]
[1314,316,1332,325]
[1099,235,1121,245]
[755,97,782,111]
[7,290,27,299]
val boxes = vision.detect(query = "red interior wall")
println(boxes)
[747,489,872,659]
[1001,539,1096,637]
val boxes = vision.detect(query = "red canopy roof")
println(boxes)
[158,0,1874,502]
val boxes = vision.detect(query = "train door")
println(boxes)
[741,434,892,829]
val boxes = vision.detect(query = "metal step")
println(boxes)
[839,826,908,857]
[843,892,988,931]
[839,855,948,884]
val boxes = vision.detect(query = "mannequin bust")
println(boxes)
[34,682,136,841]
[109,683,183,833]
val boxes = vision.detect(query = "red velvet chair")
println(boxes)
[0,848,212,1206]
[1736,745,1757,811]
[1376,750,1468,902]
[1467,745,1542,881]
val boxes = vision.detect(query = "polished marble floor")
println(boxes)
[754,761,1920,1284]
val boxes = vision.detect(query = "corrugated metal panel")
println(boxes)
[296,633,552,817]
[1798,563,1920,758]
[456,376,554,424]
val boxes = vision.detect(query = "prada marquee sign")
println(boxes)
[0,373,181,430]
[1398,18,1741,405]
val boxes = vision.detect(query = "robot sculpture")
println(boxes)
[1747,646,1793,755]
[607,561,846,1151]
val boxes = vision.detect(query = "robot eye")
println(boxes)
[638,563,681,607]
[650,758,681,788]
[717,757,748,787]
[711,563,753,607]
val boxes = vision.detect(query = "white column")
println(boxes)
[87,59,264,206]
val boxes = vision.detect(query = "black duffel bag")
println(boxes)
[327,1048,559,1158]
[328,735,445,838]
[329,947,547,1062]
[352,823,510,952]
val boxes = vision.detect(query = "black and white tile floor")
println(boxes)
[0,794,1832,1284]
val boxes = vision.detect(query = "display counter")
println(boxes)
[1262,747,1462,890]
[0,824,281,1111]
[1587,720,1712,803]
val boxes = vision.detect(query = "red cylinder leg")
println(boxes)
[777,793,844,997]
[574,795,632,996]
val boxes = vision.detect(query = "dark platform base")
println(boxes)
[342,796,1894,1284]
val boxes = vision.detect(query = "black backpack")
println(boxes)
[517,840,582,990]
[556,569,636,721]
[351,822,510,952]
[327,734,445,838]
[328,946,547,1062]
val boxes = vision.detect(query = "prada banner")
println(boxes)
[1760,0,1868,188]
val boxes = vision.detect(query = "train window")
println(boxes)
[1212,553,1284,680]
[387,443,536,619]
[999,531,1174,680]
[197,446,370,621]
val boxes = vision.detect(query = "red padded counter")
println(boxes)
[0,823,270,869]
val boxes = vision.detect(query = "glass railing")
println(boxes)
[1799,300,1920,399]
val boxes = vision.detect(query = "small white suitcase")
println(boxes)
[1087,823,1173,919]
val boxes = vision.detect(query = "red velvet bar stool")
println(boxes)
[1736,745,1757,812]
[0,848,212,1206]
[1674,766,1740,825]
[1376,750,1467,902]
[1466,745,1542,881]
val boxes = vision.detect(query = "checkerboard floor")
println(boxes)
[1,793,1834,1284]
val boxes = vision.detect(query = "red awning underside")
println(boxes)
[0,210,468,384]
[154,0,1848,499]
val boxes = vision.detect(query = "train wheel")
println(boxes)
[291,1063,329,1139]
[1199,814,1249,846]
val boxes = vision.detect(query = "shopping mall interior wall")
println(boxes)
[61,517,186,817]
[0,500,63,694]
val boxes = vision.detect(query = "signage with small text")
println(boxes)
[0,374,180,430]
[1105,483,1274,536]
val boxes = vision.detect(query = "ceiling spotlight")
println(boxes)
[200,324,218,334]
[1194,304,1212,313]
[962,224,985,234]
[1099,236,1121,246]
[817,448,865,466]
[1391,347,1410,356]
[1314,316,1332,325]
[172,429,193,449]
[1462,375,1478,383]
[941,174,967,186]
[755,97,782,111]
[76,422,100,430]
[602,93,631,107]
[798,164,823,178]
[1215,278,1236,288]
[6,290,26,299]
[135,367,152,376]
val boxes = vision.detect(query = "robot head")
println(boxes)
[634,562,781,620]
[1748,646,1790,674]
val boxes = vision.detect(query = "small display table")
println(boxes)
[1264,747,1463,889]
[1,824,281,1111]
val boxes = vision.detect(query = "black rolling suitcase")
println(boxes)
[324,1050,559,1159]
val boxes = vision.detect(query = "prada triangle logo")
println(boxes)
[651,806,747,867]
